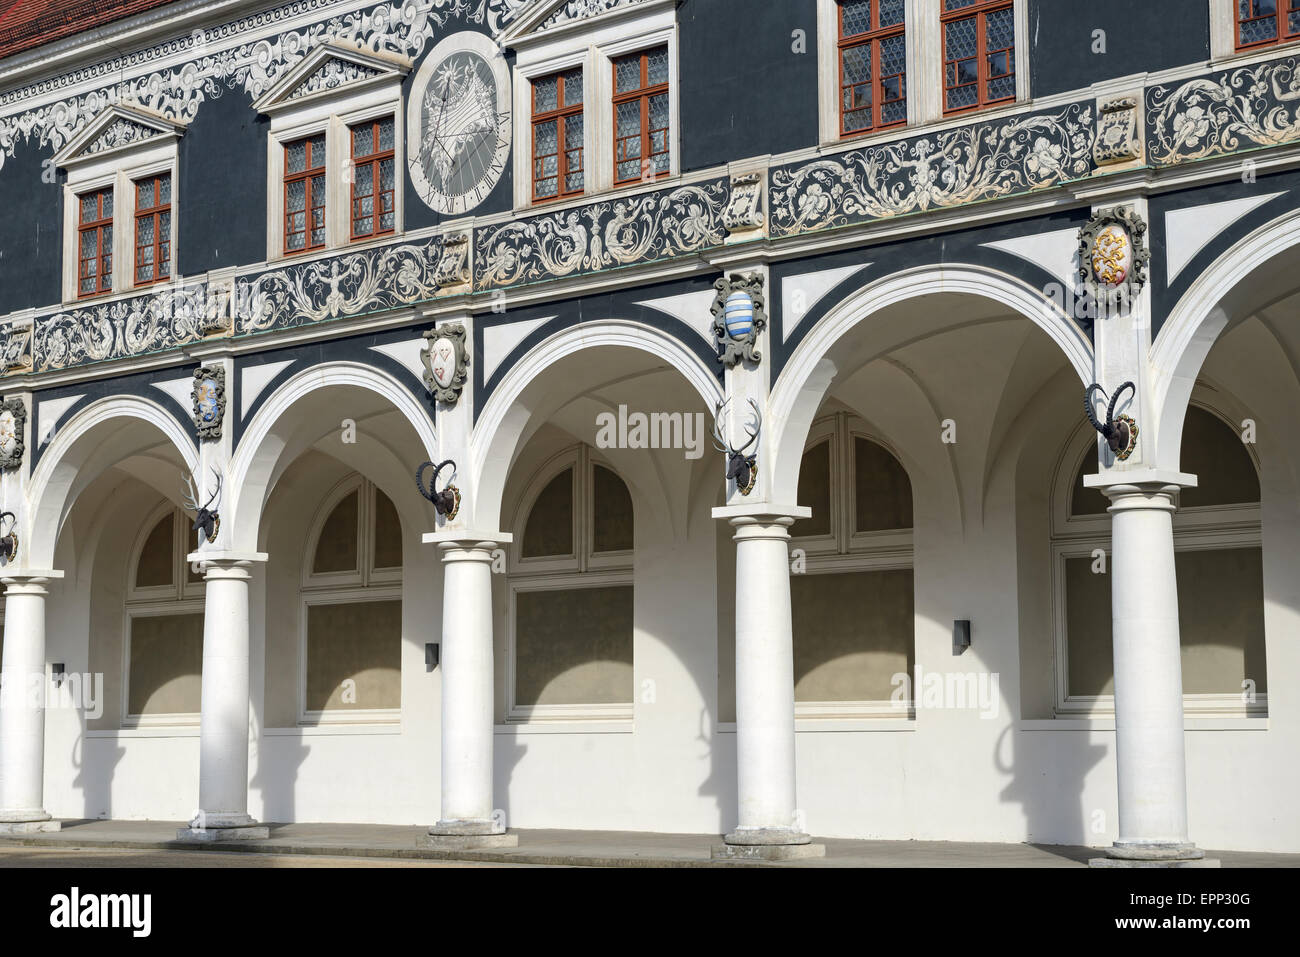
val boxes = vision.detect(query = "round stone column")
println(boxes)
[1099,482,1208,865]
[0,573,62,835]
[713,510,823,860]
[177,556,269,842]
[424,537,517,849]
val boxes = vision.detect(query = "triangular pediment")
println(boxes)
[252,43,411,115]
[53,104,185,168]
[500,0,670,48]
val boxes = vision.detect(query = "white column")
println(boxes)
[0,573,62,834]
[178,556,268,841]
[1103,482,1203,862]
[710,507,822,860]
[728,515,803,844]
[424,536,516,847]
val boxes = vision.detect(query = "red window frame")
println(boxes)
[349,117,396,242]
[77,187,113,299]
[133,172,171,287]
[1236,0,1300,50]
[531,69,584,204]
[284,134,326,255]
[612,47,670,187]
[837,0,907,138]
[941,0,1015,117]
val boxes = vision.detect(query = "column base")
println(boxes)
[1089,842,1220,867]
[421,818,518,849]
[712,842,826,861]
[419,833,519,850]
[712,827,825,860]
[0,819,61,835]
[175,814,269,842]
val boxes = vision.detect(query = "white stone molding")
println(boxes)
[228,361,437,553]
[507,0,679,209]
[56,106,184,305]
[262,42,409,263]
[1151,206,1300,470]
[26,395,198,570]
[769,264,1093,503]
[470,318,722,531]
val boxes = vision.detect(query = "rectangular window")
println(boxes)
[77,187,113,298]
[127,613,204,717]
[1236,0,1300,50]
[612,46,670,186]
[284,133,326,254]
[838,0,907,137]
[349,117,396,241]
[514,585,633,707]
[941,0,1015,115]
[133,173,171,286]
[532,68,584,202]
[305,599,402,713]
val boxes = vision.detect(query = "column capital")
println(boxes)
[1084,468,1197,504]
[186,550,267,571]
[0,569,63,592]
[422,530,512,549]
[712,503,810,527]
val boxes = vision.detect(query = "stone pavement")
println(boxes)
[0,820,1296,867]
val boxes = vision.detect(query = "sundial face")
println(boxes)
[408,32,511,216]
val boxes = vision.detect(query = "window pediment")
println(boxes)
[252,43,410,116]
[501,0,671,48]
[53,104,184,169]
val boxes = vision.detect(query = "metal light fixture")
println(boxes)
[952,620,971,656]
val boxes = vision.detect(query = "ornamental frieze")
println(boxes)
[33,283,210,373]
[0,0,532,172]
[1146,56,1300,166]
[768,101,1096,237]
[238,237,443,334]
[475,178,730,288]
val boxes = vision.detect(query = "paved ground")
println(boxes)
[0,845,541,867]
[1,820,1296,867]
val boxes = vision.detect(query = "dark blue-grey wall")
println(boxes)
[678,0,819,172]
[178,88,269,273]
[0,142,63,315]
[1028,0,1209,99]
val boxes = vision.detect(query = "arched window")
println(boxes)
[788,412,915,718]
[300,476,403,724]
[1053,404,1266,716]
[124,505,206,725]
[508,445,634,721]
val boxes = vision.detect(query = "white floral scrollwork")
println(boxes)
[475,180,730,288]
[0,0,534,173]
[286,58,382,99]
[34,285,210,372]
[83,118,160,154]
[1146,56,1300,165]
[539,0,643,30]
[769,103,1095,237]
[239,238,443,333]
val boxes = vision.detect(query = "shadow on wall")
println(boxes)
[996,722,1107,854]
[71,717,125,820]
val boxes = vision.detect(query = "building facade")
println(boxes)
[0,0,1297,860]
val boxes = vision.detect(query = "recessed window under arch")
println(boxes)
[788,412,915,718]
[1054,404,1266,716]
[123,504,206,725]
[299,475,403,724]
[508,445,634,722]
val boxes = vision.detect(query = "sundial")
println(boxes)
[408,32,511,216]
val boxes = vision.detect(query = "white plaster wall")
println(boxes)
[27,319,1300,852]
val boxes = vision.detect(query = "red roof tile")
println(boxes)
[0,0,181,61]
